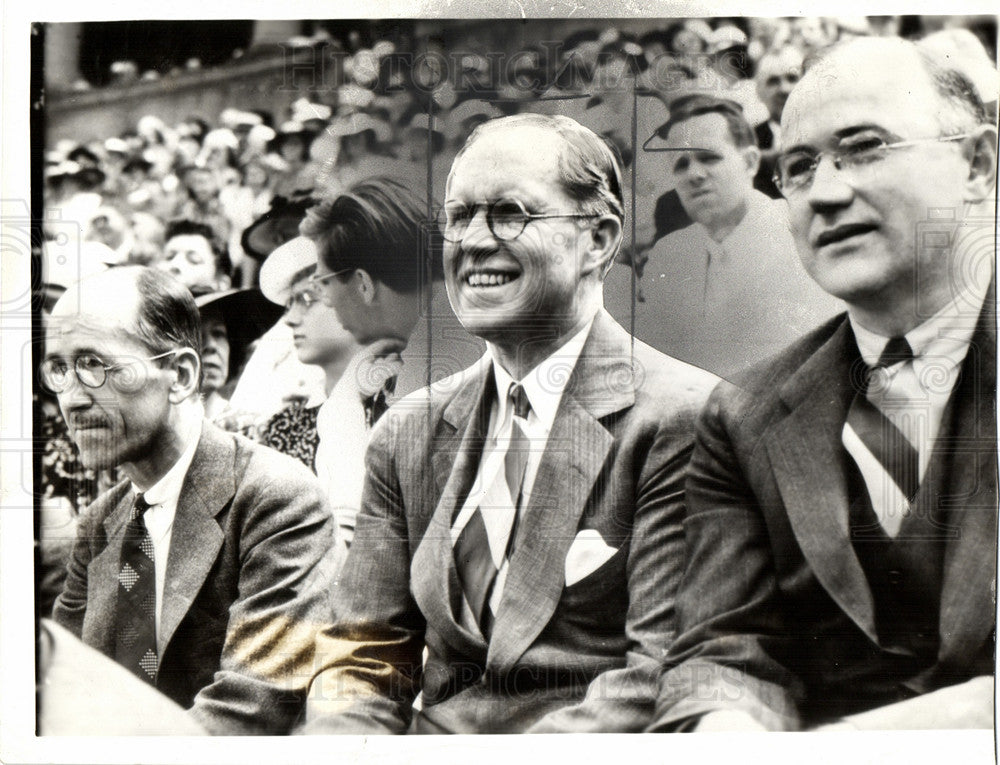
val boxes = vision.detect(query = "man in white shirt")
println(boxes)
[651,36,997,732]
[607,93,840,379]
[302,113,719,734]
[48,266,335,734]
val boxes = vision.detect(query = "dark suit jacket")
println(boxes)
[302,310,719,733]
[753,120,782,199]
[53,421,336,735]
[651,300,997,730]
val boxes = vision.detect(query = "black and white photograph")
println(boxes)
[1,2,998,762]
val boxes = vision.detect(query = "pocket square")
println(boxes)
[565,529,619,586]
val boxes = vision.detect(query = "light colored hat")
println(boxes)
[42,240,117,289]
[259,236,319,305]
[104,137,130,155]
[290,98,333,124]
[202,128,240,151]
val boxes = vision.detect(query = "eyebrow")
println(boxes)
[781,123,897,156]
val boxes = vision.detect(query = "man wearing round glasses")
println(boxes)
[652,37,997,732]
[46,266,336,734]
[303,114,719,733]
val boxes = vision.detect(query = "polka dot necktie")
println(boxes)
[113,493,159,683]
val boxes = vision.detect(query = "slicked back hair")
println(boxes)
[300,176,430,293]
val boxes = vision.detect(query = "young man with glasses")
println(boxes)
[46,266,336,734]
[651,37,997,732]
[302,114,719,734]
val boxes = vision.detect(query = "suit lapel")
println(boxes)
[487,311,633,671]
[764,319,879,644]
[86,483,135,654]
[157,422,230,652]
[412,357,493,657]
[937,289,997,659]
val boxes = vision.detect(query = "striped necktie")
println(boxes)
[842,336,918,537]
[113,493,159,683]
[453,382,532,637]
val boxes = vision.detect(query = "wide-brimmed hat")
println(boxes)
[194,288,284,377]
[239,192,317,262]
[259,236,318,306]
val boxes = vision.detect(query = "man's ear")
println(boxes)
[356,269,377,306]
[742,145,762,176]
[168,348,201,404]
[582,215,623,278]
[963,125,998,203]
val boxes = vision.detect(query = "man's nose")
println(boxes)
[806,155,854,210]
[460,206,495,246]
[58,374,96,411]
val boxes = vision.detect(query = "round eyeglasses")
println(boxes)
[437,198,598,243]
[40,350,179,393]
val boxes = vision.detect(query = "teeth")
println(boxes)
[467,272,515,287]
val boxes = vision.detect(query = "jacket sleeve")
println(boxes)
[186,453,338,735]
[299,418,425,734]
[51,501,106,639]
[648,383,804,731]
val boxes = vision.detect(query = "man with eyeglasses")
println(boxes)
[650,37,997,732]
[47,266,336,734]
[606,93,840,379]
[302,113,719,733]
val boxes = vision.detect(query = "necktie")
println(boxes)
[843,336,919,537]
[454,383,533,636]
[113,493,159,683]
[362,375,398,428]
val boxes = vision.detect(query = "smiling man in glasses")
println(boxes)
[302,113,719,734]
[651,37,997,732]
[45,266,335,734]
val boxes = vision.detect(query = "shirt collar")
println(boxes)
[488,316,594,434]
[850,275,990,369]
[133,415,202,507]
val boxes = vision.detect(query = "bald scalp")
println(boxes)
[799,37,987,134]
[52,266,202,359]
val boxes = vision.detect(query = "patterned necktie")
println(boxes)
[843,336,919,537]
[113,493,159,683]
[454,383,533,636]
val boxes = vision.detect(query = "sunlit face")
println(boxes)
[160,234,219,292]
[282,277,357,367]
[186,169,218,203]
[44,288,176,472]
[781,42,972,312]
[665,113,756,228]
[756,48,803,123]
[442,124,595,345]
[199,311,230,394]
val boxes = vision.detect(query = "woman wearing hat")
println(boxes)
[258,235,399,550]
[193,288,283,425]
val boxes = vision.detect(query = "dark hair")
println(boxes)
[453,113,626,223]
[131,267,202,360]
[300,176,430,293]
[164,219,233,279]
[658,94,756,148]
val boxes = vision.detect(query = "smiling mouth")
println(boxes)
[816,223,878,248]
[464,269,520,288]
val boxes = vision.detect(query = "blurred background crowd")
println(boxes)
[35,14,999,613]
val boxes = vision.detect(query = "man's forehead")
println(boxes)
[783,43,938,141]
[666,113,734,150]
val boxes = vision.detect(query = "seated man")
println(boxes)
[651,37,997,732]
[47,266,335,734]
[752,45,803,198]
[158,219,232,295]
[606,94,840,379]
[302,114,719,734]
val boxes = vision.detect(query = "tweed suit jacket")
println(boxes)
[651,293,997,731]
[303,309,720,734]
[53,420,336,734]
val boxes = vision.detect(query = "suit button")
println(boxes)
[887,570,903,586]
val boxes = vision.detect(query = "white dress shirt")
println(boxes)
[130,413,202,650]
[451,316,594,619]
